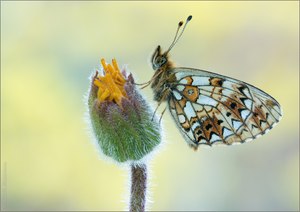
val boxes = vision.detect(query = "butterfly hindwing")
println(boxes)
[168,68,282,148]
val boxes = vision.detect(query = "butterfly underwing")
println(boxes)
[147,15,282,150]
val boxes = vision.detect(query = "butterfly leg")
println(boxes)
[134,81,151,89]
[159,106,167,124]
[151,89,170,121]
[151,102,161,121]
[151,104,167,124]
[134,68,165,89]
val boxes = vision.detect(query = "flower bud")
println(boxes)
[87,58,161,163]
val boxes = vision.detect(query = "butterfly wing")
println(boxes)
[168,67,282,149]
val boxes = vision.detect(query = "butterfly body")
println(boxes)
[149,16,282,150]
[150,46,175,102]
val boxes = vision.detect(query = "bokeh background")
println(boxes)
[1,1,299,211]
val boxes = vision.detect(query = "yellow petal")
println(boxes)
[94,58,127,107]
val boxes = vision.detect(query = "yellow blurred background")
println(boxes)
[1,1,299,211]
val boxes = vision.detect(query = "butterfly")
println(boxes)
[143,15,282,150]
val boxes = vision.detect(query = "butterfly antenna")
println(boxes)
[166,20,184,53]
[166,15,192,54]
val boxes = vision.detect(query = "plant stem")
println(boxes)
[129,163,147,212]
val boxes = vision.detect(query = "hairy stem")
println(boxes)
[129,163,147,212]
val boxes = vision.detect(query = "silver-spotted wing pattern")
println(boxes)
[168,68,282,149]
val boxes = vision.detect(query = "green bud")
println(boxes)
[87,58,161,163]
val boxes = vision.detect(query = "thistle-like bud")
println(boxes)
[87,58,161,163]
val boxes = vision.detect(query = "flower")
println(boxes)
[93,59,127,107]
[87,58,161,163]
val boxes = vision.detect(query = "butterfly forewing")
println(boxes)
[168,68,282,148]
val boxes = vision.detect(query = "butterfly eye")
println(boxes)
[156,57,166,65]
[153,56,167,70]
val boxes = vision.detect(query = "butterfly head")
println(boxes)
[151,45,168,70]
[151,15,192,71]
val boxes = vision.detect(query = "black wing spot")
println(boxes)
[216,79,224,86]
[217,120,223,125]
[197,136,206,142]
[205,124,212,130]
[191,119,197,125]
[195,128,202,135]
[251,124,258,129]
[239,97,248,105]
[259,119,267,125]
[184,127,190,132]
[238,85,247,95]
[230,102,237,109]
[226,112,231,117]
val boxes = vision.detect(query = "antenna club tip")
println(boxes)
[187,15,192,21]
[178,21,184,26]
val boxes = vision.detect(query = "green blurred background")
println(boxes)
[1,1,299,211]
